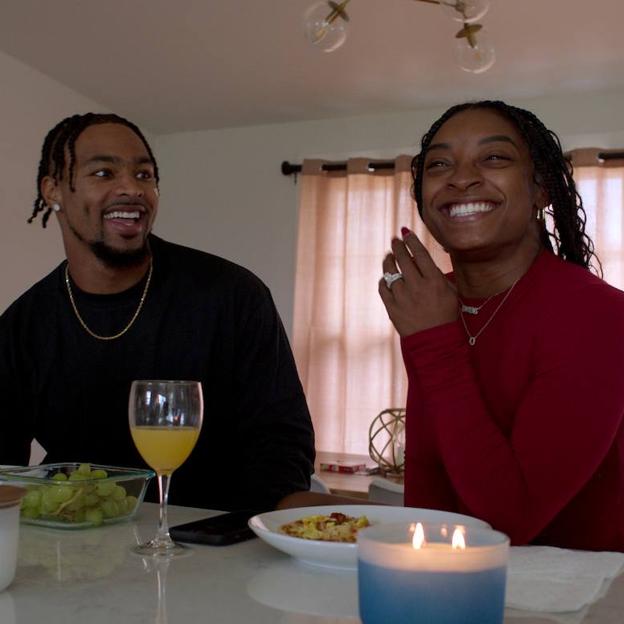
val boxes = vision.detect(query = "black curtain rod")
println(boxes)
[281,160,397,176]
[283,151,624,177]
[598,151,624,161]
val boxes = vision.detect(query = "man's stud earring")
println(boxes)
[51,203,61,212]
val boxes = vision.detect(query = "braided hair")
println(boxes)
[30,113,159,228]
[411,100,599,273]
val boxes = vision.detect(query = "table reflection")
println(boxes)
[247,560,359,619]
[18,522,138,582]
[141,556,171,624]
[0,590,16,624]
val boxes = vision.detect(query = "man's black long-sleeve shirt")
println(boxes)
[0,236,315,510]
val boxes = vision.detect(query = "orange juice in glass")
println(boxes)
[129,380,203,556]
[130,426,200,475]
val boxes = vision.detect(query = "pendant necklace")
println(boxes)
[459,277,520,346]
[458,284,512,316]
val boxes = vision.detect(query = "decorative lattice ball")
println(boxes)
[368,408,406,475]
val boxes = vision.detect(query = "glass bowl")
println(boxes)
[0,463,154,529]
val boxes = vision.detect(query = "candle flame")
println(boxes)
[452,527,466,550]
[412,522,426,549]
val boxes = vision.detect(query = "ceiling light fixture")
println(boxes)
[303,0,495,74]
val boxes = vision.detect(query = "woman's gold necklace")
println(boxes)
[64,260,153,341]
[459,277,520,346]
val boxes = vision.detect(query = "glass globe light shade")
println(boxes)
[441,0,490,24]
[303,1,348,53]
[454,27,496,73]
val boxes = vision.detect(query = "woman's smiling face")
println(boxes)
[421,107,546,261]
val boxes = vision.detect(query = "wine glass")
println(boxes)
[129,380,203,556]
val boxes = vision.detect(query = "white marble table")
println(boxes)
[1,503,622,624]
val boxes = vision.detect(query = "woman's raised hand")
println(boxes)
[379,228,458,337]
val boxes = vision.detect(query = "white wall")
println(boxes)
[2,45,624,338]
[0,51,111,313]
[0,50,114,464]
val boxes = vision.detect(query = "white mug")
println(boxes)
[0,486,25,592]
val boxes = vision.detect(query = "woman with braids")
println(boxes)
[379,100,624,551]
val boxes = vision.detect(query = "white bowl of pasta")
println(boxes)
[249,504,490,570]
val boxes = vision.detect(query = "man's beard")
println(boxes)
[67,218,151,268]
[89,239,151,268]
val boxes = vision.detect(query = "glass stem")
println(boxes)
[155,559,170,624]
[156,472,173,545]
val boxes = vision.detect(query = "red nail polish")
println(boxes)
[401,226,411,238]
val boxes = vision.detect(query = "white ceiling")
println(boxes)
[1,0,623,134]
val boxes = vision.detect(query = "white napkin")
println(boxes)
[505,545,624,615]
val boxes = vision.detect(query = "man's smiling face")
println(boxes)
[49,122,159,267]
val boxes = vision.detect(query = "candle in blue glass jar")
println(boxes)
[358,522,509,624]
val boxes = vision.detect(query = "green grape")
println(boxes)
[95,481,116,497]
[90,469,108,479]
[111,484,126,500]
[85,507,103,526]
[77,463,92,476]
[68,471,89,481]
[100,499,121,518]
[47,488,65,505]
[40,499,58,515]
[84,492,99,507]
[22,506,41,519]
[123,496,138,514]
[51,472,68,481]
[55,485,75,503]
[23,488,42,508]
[65,491,86,512]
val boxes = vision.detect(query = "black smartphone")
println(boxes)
[169,510,263,546]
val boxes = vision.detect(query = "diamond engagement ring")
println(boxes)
[383,272,404,288]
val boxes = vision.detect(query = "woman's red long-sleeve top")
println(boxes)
[402,251,624,551]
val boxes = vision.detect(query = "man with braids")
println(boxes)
[0,113,315,511]
[379,100,624,551]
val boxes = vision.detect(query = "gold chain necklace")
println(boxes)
[64,260,153,341]
[459,277,520,346]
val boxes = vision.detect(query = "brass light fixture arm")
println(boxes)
[323,1,472,26]
[412,0,468,15]
[324,0,353,25]
[456,22,481,48]
[319,0,486,54]
[412,0,482,49]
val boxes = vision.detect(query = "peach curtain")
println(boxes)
[570,153,624,288]
[292,157,450,454]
